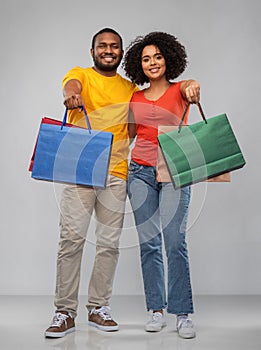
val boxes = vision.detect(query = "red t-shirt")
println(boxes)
[130,82,188,166]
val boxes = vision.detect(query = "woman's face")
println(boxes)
[141,45,166,81]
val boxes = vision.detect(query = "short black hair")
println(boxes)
[91,28,123,50]
[122,31,188,85]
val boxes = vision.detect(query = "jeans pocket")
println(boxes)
[128,160,144,175]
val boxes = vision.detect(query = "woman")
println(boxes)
[123,32,200,339]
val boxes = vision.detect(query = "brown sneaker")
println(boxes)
[45,311,75,338]
[88,306,119,331]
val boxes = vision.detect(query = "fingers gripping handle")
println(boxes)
[62,106,92,134]
[178,102,207,133]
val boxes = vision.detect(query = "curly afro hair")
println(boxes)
[122,32,188,85]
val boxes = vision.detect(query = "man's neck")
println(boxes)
[92,66,117,77]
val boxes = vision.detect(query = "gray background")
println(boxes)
[0,0,259,296]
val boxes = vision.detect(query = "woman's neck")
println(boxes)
[144,79,171,101]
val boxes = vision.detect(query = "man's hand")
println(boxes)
[64,94,83,110]
[63,79,83,110]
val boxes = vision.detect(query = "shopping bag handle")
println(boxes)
[178,102,207,133]
[62,105,92,134]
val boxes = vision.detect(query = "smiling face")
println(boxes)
[91,32,123,76]
[141,45,167,82]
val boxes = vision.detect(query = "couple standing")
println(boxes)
[44,27,200,339]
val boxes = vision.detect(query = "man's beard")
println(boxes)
[93,54,122,72]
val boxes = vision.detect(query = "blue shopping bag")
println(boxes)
[31,107,113,188]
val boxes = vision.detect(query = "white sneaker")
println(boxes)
[176,316,196,339]
[145,311,166,332]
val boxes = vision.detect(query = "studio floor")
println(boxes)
[0,295,261,350]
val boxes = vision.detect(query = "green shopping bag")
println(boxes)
[157,103,246,189]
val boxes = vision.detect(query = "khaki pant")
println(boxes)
[54,175,127,318]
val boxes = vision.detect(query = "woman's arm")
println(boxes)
[128,108,136,144]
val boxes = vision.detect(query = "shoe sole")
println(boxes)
[145,322,167,332]
[88,321,119,332]
[177,331,196,339]
[45,327,75,338]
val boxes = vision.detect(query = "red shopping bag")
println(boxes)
[28,117,75,171]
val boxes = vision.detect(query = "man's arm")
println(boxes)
[180,79,200,104]
[63,79,83,109]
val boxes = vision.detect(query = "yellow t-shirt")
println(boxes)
[62,67,138,180]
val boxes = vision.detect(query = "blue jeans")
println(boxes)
[128,160,194,314]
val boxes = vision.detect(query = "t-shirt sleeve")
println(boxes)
[129,90,141,111]
[62,66,86,89]
[133,84,140,93]
[130,90,142,102]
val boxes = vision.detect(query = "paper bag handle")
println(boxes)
[62,105,92,134]
[178,102,207,133]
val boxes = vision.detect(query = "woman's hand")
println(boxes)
[181,80,200,103]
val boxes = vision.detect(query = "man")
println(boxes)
[45,28,138,338]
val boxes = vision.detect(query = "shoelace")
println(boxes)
[177,317,193,329]
[150,312,163,323]
[50,313,69,327]
[92,306,113,320]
